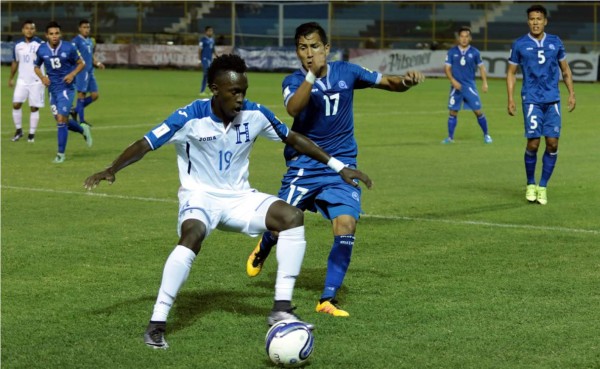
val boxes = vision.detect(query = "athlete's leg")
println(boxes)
[145,219,206,349]
[321,214,356,301]
[525,138,541,185]
[446,110,458,141]
[264,201,305,307]
[474,109,490,134]
[150,219,205,322]
[539,137,558,188]
[29,107,40,136]
[12,102,23,130]
[200,59,210,93]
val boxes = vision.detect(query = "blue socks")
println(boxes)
[258,231,278,258]
[447,115,457,139]
[76,96,94,122]
[524,150,538,185]
[477,114,488,135]
[67,119,83,134]
[539,151,558,187]
[525,149,558,187]
[57,123,68,153]
[201,74,208,93]
[321,235,355,301]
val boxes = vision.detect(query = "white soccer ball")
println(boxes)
[265,320,314,368]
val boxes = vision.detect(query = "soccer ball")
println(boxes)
[265,320,314,368]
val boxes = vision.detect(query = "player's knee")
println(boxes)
[178,219,206,253]
[334,216,357,235]
[546,141,559,153]
[279,206,304,230]
[12,103,22,109]
[526,140,540,152]
[31,107,39,112]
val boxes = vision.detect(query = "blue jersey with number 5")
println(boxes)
[282,61,381,169]
[35,40,81,94]
[508,33,566,104]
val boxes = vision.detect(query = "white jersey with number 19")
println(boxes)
[144,99,290,193]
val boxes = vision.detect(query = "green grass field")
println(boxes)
[2,65,599,369]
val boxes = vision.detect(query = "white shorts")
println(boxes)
[13,81,45,108]
[177,188,280,238]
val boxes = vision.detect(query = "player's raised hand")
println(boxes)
[309,50,328,77]
[340,167,373,189]
[84,170,115,190]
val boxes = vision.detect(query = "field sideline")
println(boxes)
[2,65,599,369]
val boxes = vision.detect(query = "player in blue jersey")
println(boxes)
[71,19,105,125]
[507,5,576,205]
[442,26,491,144]
[199,26,217,96]
[34,21,92,163]
[9,20,44,142]
[246,22,424,317]
[83,54,372,349]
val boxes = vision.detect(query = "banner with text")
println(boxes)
[235,47,344,71]
[94,44,233,67]
[349,49,599,82]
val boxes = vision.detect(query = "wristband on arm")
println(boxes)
[305,70,316,84]
[327,157,346,173]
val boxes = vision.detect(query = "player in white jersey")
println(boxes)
[8,20,45,142]
[84,54,372,349]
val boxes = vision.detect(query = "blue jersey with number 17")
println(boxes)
[282,61,381,169]
[72,35,95,72]
[508,33,566,104]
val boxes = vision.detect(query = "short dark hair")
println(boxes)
[294,22,328,47]
[207,54,247,85]
[205,26,213,32]
[79,19,90,26]
[46,21,61,32]
[527,4,547,18]
[22,19,35,27]
[458,26,471,35]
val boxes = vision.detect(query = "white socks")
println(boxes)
[150,227,306,322]
[30,111,40,134]
[150,245,196,322]
[12,109,40,134]
[274,226,306,301]
[12,108,22,130]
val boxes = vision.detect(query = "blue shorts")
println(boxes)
[49,88,75,118]
[278,166,362,220]
[447,86,482,111]
[75,71,98,94]
[522,102,561,138]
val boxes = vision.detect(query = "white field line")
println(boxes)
[29,106,509,134]
[3,185,599,235]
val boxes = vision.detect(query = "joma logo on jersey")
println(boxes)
[198,136,217,142]
[235,122,250,144]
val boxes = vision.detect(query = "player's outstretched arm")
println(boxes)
[284,131,372,189]
[84,138,152,190]
[375,70,425,92]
